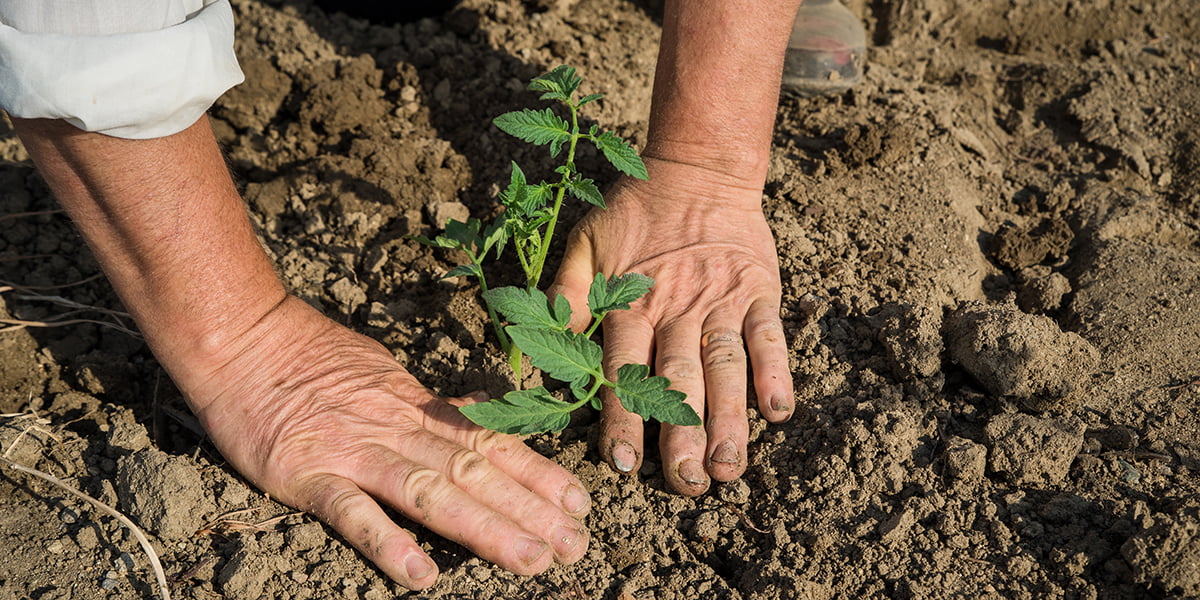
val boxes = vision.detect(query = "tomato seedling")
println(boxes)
[413,65,700,434]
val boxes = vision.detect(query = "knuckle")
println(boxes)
[472,428,520,456]
[745,316,785,343]
[657,354,702,382]
[397,466,445,519]
[446,448,492,485]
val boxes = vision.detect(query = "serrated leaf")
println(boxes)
[577,93,604,107]
[592,130,649,180]
[482,287,570,330]
[588,272,654,317]
[506,325,601,392]
[494,108,571,147]
[529,65,582,99]
[613,364,700,426]
[550,137,564,158]
[459,387,572,434]
[527,182,554,209]
[566,177,604,208]
[441,263,482,280]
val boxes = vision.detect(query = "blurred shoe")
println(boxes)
[782,0,867,98]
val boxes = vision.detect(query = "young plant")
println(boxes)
[413,65,700,435]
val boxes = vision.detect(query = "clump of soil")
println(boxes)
[2,0,1199,599]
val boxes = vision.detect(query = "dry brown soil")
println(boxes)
[2,0,1199,598]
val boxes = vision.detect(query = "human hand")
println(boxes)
[549,157,794,495]
[182,296,591,589]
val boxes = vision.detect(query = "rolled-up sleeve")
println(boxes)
[0,0,245,139]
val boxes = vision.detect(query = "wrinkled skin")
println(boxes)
[550,157,795,495]
[189,296,592,589]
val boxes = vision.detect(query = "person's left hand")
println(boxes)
[548,157,794,495]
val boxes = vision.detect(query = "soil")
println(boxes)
[2,0,1199,598]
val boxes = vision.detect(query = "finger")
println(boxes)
[599,309,655,475]
[699,316,750,483]
[299,473,439,589]
[393,428,589,564]
[417,398,592,519]
[745,298,794,423]
[546,224,597,333]
[353,444,557,576]
[654,316,711,495]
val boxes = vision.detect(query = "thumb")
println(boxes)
[547,227,597,334]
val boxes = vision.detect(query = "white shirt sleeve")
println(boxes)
[0,0,245,139]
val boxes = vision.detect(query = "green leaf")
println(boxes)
[407,234,460,250]
[529,65,582,100]
[444,218,483,250]
[592,130,649,180]
[459,387,573,434]
[566,177,604,208]
[550,137,564,158]
[588,272,654,317]
[527,182,554,209]
[442,263,482,280]
[482,214,508,258]
[577,93,604,107]
[494,108,571,147]
[482,287,570,330]
[612,364,700,426]
[506,325,601,392]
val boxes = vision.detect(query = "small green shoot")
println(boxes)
[412,66,699,434]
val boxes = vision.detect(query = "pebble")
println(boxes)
[59,506,80,524]
[45,539,64,554]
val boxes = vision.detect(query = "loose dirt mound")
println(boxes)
[2,0,1198,598]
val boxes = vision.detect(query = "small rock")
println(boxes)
[876,303,944,380]
[943,299,1100,411]
[878,508,915,544]
[285,520,327,552]
[327,277,367,313]
[1016,270,1072,313]
[984,413,1086,486]
[717,479,751,505]
[75,526,99,550]
[59,506,79,524]
[216,550,274,600]
[943,436,987,485]
[116,448,216,541]
[45,539,64,554]
[425,200,471,228]
[691,510,721,541]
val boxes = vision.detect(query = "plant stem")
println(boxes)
[474,255,511,355]
[528,101,581,290]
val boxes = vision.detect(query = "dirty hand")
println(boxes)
[549,157,795,495]
[187,296,590,589]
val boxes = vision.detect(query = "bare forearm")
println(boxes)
[648,0,802,190]
[11,117,286,389]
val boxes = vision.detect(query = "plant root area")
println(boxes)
[1,1,1199,598]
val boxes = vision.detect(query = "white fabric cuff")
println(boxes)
[0,0,244,139]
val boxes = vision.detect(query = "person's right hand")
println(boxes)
[181,295,591,589]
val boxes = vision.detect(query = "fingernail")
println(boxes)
[770,395,793,413]
[709,441,740,466]
[515,535,549,566]
[611,441,638,473]
[560,484,590,514]
[677,459,708,485]
[552,525,586,551]
[404,553,436,581]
